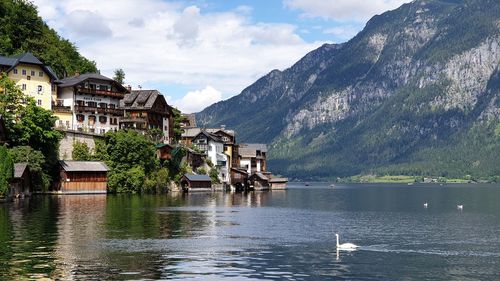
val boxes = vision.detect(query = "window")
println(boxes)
[109,104,115,109]
[58,120,63,126]
[13,68,18,74]
[99,103,107,108]
[76,114,85,122]
[51,85,56,91]
[30,70,35,76]
[22,69,26,75]
[22,84,27,91]
[99,116,107,123]
[87,101,97,107]
[88,115,96,126]
[208,145,212,151]
[27,76,31,80]
[38,85,43,93]
[39,71,43,77]
[37,99,42,106]
[65,121,70,127]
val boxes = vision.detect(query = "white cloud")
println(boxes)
[284,0,411,22]
[65,10,112,39]
[31,0,323,113]
[171,86,222,113]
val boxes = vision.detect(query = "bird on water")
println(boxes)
[335,234,359,251]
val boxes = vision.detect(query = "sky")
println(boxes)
[32,0,411,113]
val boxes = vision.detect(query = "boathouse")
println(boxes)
[180,174,212,191]
[249,172,270,190]
[57,161,109,194]
[10,163,31,197]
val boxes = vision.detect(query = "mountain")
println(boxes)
[0,0,97,78]
[197,0,500,180]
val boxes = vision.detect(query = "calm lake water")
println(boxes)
[1,183,500,280]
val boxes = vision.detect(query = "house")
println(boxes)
[238,143,267,174]
[185,148,205,171]
[180,113,197,128]
[0,115,7,144]
[56,161,109,194]
[10,163,31,197]
[54,73,129,135]
[180,173,212,191]
[156,143,174,161]
[248,172,270,191]
[192,131,229,183]
[119,90,173,143]
[208,127,236,169]
[180,127,201,145]
[230,167,248,191]
[0,52,58,110]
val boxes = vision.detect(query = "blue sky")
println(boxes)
[33,0,410,112]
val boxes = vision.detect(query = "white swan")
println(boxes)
[457,204,463,210]
[335,233,359,251]
[423,202,428,208]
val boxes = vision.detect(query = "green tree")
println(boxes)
[171,107,185,142]
[0,145,14,197]
[113,68,125,84]
[8,146,48,191]
[209,167,219,183]
[146,128,163,143]
[72,141,91,161]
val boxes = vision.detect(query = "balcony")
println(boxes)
[52,104,71,113]
[74,105,123,116]
[77,87,125,98]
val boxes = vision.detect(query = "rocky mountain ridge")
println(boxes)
[197,0,500,180]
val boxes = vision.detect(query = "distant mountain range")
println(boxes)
[197,0,500,180]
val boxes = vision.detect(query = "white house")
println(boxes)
[192,131,229,184]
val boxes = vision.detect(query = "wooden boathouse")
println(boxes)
[57,161,109,194]
[180,173,212,192]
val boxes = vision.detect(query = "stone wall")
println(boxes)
[59,131,101,160]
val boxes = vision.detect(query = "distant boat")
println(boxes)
[330,184,335,188]
[305,182,310,186]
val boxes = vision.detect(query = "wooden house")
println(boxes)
[120,90,173,143]
[248,172,270,190]
[180,173,212,191]
[269,177,288,190]
[10,163,31,197]
[57,161,109,194]
[156,143,174,161]
[230,167,249,191]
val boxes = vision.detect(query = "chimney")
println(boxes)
[127,85,132,92]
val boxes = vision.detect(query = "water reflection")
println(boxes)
[1,185,500,280]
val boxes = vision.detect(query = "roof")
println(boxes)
[156,143,174,149]
[269,177,288,183]
[193,130,223,143]
[14,163,29,178]
[182,127,201,138]
[206,128,235,137]
[120,90,169,111]
[251,172,269,181]
[59,161,109,172]
[57,73,128,92]
[183,173,211,182]
[0,52,58,80]
[181,114,197,128]
[239,143,268,158]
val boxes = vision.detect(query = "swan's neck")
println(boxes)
[336,235,339,247]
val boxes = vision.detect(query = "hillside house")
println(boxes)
[192,131,229,183]
[0,52,58,110]
[120,90,173,143]
[54,73,129,135]
[238,143,267,174]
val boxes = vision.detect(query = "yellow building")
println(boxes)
[0,52,58,111]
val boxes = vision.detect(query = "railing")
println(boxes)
[77,87,125,98]
[74,105,123,116]
[52,105,71,113]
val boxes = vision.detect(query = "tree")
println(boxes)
[0,145,13,197]
[171,107,185,142]
[113,68,125,84]
[146,128,163,143]
[72,141,91,161]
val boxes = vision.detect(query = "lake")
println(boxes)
[1,182,500,280]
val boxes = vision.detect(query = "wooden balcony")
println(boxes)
[77,87,125,98]
[74,105,123,116]
[52,104,72,113]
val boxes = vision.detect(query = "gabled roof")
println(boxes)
[183,173,211,182]
[14,163,29,178]
[239,143,268,158]
[60,161,109,172]
[0,52,58,80]
[120,90,170,111]
[206,128,235,137]
[193,130,223,143]
[181,113,197,128]
[250,172,269,181]
[182,127,201,138]
[57,73,128,92]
